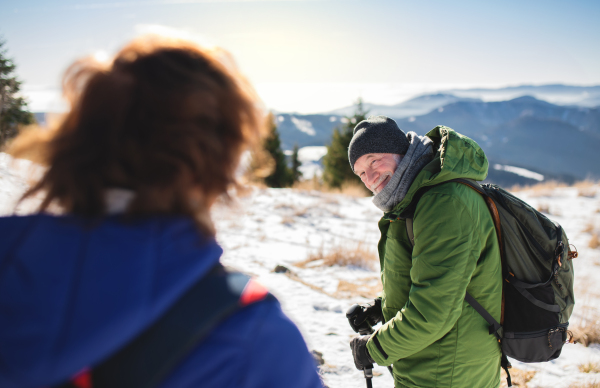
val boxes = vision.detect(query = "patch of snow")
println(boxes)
[520,109,534,117]
[298,146,327,164]
[408,116,416,122]
[494,164,544,181]
[291,116,316,136]
[0,153,45,216]
[278,115,285,122]
[296,146,327,179]
[329,116,338,122]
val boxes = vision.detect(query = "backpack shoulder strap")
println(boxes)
[57,264,274,388]
[403,179,485,247]
[405,178,504,252]
[403,178,505,325]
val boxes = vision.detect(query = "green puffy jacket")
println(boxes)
[365,126,503,388]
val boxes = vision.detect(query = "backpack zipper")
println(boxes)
[506,323,569,339]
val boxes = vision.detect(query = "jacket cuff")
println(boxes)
[366,333,392,366]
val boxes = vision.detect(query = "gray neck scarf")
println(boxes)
[372,132,434,212]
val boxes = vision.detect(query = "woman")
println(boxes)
[0,37,323,388]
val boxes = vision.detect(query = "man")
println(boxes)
[347,116,503,388]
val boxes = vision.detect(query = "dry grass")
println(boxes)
[292,178,370,198]
[292,178,322,191]
[324,197,340,205]
[280,215,294,225]
[335,278,382,299]
[293,207,309,217]
[338,180,371,197]
[328,209,344,218]
[510,180,568,194]
[295,243,379,270]
[512,179,599,199]
[571,307,600,346]
[579,188,598,198]
[537,203,550,214]
[569,381,600,388]
[590,234,600,249]
[276,267,382,299]
[584,223,595,233]
[579,362,600,374]
[500,368,536,388]
[574,179,600,189]
[280,270,334,297]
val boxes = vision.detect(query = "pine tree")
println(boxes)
[290,144,302,184]
[263,113,293,188]
[0,37,34,149]
[322,98,368,189]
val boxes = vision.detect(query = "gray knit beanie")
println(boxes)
[348,116,410,172]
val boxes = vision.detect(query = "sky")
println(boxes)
[1,0,600,113]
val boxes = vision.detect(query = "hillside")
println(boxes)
[394,96,600,136]
[275,95,600,184]
[1,153,600,388]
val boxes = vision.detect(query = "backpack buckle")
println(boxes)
[568,244,578,260]
[555,241,564,266]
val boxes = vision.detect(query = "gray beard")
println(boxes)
[372,132,434,212]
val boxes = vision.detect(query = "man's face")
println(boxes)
[354,153,401,194]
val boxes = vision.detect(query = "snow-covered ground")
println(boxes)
[2,152,600,388]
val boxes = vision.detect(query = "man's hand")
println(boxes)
[350,336,375,370]
[346,298,383,333]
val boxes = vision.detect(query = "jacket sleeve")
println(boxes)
[366,191,481,365]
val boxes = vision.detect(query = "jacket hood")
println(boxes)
[0,214,222,388]
[391,126,489,215]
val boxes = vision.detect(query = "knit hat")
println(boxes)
[348,116,409,172]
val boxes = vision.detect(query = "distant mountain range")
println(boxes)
[447,84,600,108]
[31,84,600,186]
[275,87,600,185]
[325,94,481,118]
[393,96,600,181]
[327,84,600,117]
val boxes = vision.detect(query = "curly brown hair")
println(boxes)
[12,36,264,236]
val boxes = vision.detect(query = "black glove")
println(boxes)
[346,298,383,334]
[350,335,375,370]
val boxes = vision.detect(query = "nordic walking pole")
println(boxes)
[358,327,374,388]
[346,304,375,388]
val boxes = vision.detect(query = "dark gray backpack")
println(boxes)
[403,178,576,387]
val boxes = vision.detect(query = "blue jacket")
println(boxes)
[0,214,323,388]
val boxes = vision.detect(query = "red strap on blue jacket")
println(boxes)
[55,265,273,388]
